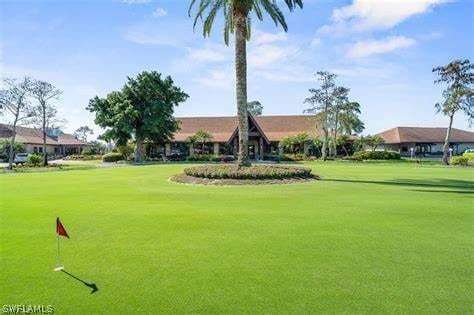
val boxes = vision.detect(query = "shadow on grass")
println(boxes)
[61,270,99,294]
[323,178,474,194]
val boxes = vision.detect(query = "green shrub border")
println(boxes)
[183,164,313,180]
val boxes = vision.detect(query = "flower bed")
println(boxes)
[183,164,313,180]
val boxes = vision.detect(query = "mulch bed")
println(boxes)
[169,173,320,186]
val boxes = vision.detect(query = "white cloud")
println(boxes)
[318,0,450,35]
[121,0,151,4]
[186,46,228,63]
[253,31,287,45]
[195,69,234,89]
[152,7,167,18]
[248,44,298,68]
[347,36,416,58]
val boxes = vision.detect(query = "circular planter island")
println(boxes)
[170,164,319,185]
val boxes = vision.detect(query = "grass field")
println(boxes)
[0,162,472,313]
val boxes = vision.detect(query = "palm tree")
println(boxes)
[189,0,303,166]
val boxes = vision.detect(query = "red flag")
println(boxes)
[56,217,70,238]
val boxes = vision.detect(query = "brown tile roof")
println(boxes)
[377,127,474,144]
[174,115,322,142]
[0,124,88,146]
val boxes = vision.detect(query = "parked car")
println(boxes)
[13,153,29,165]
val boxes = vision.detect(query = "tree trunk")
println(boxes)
[442,114,454,165]
[322,127,328,161]
[234,12,249,167]
[333,114,338,157]
[134,138,143,163]
[8,114,19,170]
[42,104,48,166]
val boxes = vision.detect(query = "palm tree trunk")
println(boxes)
[442,114,454,165]
[234,12,249,167]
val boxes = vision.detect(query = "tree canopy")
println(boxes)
[87,71,188,162]
[247,100,263,116]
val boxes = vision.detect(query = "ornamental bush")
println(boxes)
[65,154,102,161]
[25,153,42,166]
[352,150,400,160]
[102,153,124,162]
[184,165,312,180]
[462,151,474,160]
[451,156,469,166]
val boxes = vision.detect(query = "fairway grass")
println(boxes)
[0,162,472,313]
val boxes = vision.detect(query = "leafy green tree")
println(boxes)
[74,125,93,142]
[0,77,34,169]
[187,129,213,154]
[30,80,63,166]
[247,100,263,116]
[189,0,302,166]
[432,59,473,165]
[87,71,188,162]
[356,135,384,152]
[304,71,337,160]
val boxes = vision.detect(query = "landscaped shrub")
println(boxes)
[462,151,474,160]
[450,156,469,166]
[25,154,42,166]
[64,154,102,161]
[186,154,235,162]
[102,153,124,162]
[263,154,281,162]
[187,154,215,161]
[352,150,400,160]
[184,165,312,180]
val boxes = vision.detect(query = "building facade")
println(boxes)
[376,127,474,156]
[147,114,323,159]
[0,124,89,156]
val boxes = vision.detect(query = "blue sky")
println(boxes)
[0,0,473,137]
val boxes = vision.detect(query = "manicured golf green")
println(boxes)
[0,162,472,313]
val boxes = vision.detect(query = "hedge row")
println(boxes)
[102,153,124,162]
[64,154,102,161]
[451,156,469,166]
[187,154,235,162]
[184,165,312,180]
[352,150,400,161]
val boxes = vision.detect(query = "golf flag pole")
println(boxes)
[55,217,69,271]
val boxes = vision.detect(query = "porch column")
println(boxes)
[189,145,194,155]
[213,143,219,155]
[165,143,171,156]
[278,145,283,155]
[259,138,264,160]
[233,139,238,157]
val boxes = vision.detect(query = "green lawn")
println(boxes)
[0,162,472,313]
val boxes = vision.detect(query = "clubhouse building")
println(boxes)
[148,114,322,159]
[375,127,474,156]
[0,124,89,156]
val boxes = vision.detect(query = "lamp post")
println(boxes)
[410,147,414,159]
[449,147,453,159]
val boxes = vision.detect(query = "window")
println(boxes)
[38,147,43,153]
[401,146,408,152]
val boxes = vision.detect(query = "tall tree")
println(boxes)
[74,125,93,142]
[338,102,364,136]
[87,71,188,163]
[304,71,337,160]
[330,86,349,156]
[0,77,34,170]
[247,100,263,116]
[30,80,62,166]
[432,59,474,165]
[189,0,303,166]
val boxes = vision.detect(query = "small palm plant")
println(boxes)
[189,0,303,166]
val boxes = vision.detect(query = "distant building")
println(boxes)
[376,127,474,156]
[148,114,325,159]
[0,124,89,156]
